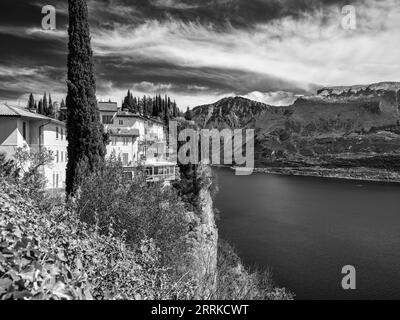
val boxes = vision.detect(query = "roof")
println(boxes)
[116,111,165,126]
[109,128,140,137]
[98,101,118,112]
[0,104,65,125]
[117,110,144,118]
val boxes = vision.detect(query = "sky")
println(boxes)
[0,0,399,109]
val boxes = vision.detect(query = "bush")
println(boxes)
[0,180,195,300]
[76,159,191,269]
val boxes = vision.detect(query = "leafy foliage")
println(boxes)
[76,159,191,268]
[0,178,195,300]
[0,150,292,301]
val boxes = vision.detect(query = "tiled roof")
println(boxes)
[0,104,66,125]
[98,102,118,112]
[0,104,18,116]
[109,128,140,137]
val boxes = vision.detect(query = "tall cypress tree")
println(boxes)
[66,0,107,195]
[43,92,48,115]
[38,99,43,115]
[27,93,35,110]
[47,93,54,117]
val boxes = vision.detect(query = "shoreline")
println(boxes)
[253,167,400,185]
[212,165,400,185]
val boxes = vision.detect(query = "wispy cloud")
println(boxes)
[0,0,399,108]
[91,0,400,93]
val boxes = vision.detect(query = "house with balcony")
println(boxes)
[0,104,68,190]
[98,102,178,182]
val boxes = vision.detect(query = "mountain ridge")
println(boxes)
[191,82,400,173]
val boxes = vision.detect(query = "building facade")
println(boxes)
[0,104,68,190]
[98,102,177,182]
[0,102,177,190]
[98,102,167,163]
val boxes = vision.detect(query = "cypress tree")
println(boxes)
[173,100,177,118]
[47,93,54,117]
[43,92,48,115]
[38,99,44,115]
[65,0,107,195]
[184,107,192,121]
[152,98,158,117]
[122,90,130,111]
[27,93,35,110]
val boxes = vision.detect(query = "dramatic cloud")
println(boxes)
[0,0,399,108]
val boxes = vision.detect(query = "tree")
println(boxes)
[38,99,44,115]
[152,96,159,117]
[143,95,147,116]
[184,107,192,121]
[43,92,48,116]
[59,99,67,121]
[65,0,107,195]
[47,93,54,118]
[27,93,35,111]
[172,100,177,118]
[163,103,170,128]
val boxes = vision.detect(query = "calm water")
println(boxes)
[214,167,400,300]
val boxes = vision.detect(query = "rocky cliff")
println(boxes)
[192,82,400,179]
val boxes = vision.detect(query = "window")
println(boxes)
[123,137,129,145]
[119,120,123,125]
[56,127,59,139]
[56,150,59,163]
[61,151,64,162]
[56,173,59,189]
[22,122,27,140]
[102,115,113,124]
[111,136,117,145]
[61,128,64,141]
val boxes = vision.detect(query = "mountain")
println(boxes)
[192,82,400,176]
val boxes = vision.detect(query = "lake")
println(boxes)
[213,167,400,299]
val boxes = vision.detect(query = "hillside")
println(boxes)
[192,82,400,180]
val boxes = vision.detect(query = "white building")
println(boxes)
[99,102,167,163]
[0,104,68,190]
[0,101,177,190]
[98,102,178,181]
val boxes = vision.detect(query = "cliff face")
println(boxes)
[183,165,218,299]
[192,82,400,170]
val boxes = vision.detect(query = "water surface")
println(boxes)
[214,167,400,299]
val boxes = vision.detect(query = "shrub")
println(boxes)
[0,180,195,300]
[76,158,192,272]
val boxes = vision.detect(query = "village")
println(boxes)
[0,100,179,190]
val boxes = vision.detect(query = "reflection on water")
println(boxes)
[214,167,400,299]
